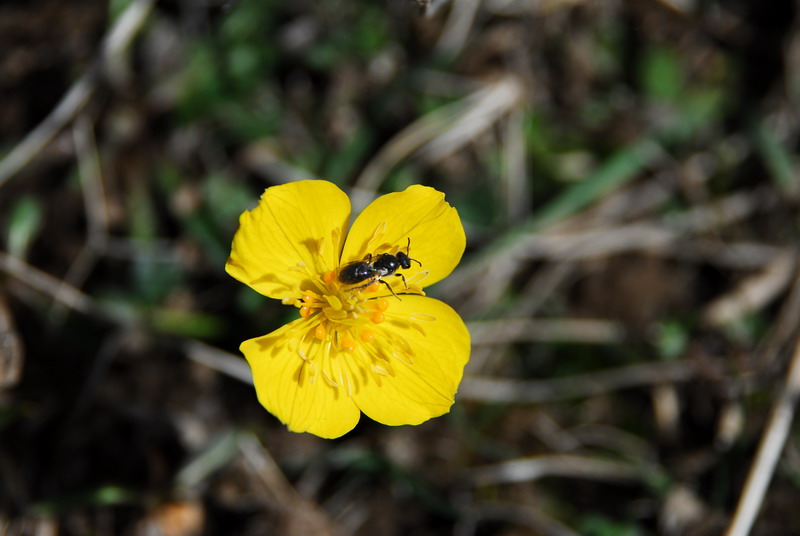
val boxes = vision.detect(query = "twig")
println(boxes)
[435,0,481,57]
[239,433,338,536]
[456,501,580,536]
[725,336,800,536]
[469,454,641,486]
[468,318,624,345]
[183,340,252,384]
[459,360,700,404]
[0,251,98,317]
[501,107,529,223]
[704,252,796,326]
[0,0,154,188]
[353,76,523,196]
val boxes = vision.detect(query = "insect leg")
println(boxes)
[380,279,401,300]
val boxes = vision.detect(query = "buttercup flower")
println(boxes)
[226,180,470,438]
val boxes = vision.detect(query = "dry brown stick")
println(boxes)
[725,336,800,536]
[456,501,580,536]
[0,0,154,188]
[239,433,339,536]
[0,251,97,317]
[184,340,252,384]
[459,360,699,404]
[468,317,624,345]
[469,454,642,487]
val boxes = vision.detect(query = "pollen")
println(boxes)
[340,332,356,352]
[371,311,385,324]
[315,323,327,340]
[360,329,374,342]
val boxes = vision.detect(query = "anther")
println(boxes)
[370,311,385,324]
[360,329,374,342]
[299,306,313,318]
[340,332,356,352]
[315,323,327,340]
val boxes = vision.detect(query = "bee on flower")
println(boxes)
[226,180,470,439]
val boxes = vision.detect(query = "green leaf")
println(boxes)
[6,195,43,259]
[640,47,684,103]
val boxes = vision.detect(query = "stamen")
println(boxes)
[367,221,387,252]
[365,281,381,293]
[391,351,414,366]
[324,270,337,284]
[340,331,356,352]
[324,307,348,321]
[408,322,426,336]
[373,298,390,312]
[405,271,429,286]
[360,329,374,342]
[370,364,390,376]
[371,311,385,324]
[297,348,309,361]
[299,306,313,318]
[321,369,339,388]
[315,323,327,340]
[307,360,317,384]
[327,295,343,310]
[316,237,326,256]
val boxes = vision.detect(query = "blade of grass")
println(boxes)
[750,120,799,199]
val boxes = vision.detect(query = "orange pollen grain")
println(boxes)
[360,329,374,343]
[315,323,327,340]
[299,306,312,318]
[370,311,385,324]
[365,281,381,293]
[324,270,337,284]
[340,332,356,352]
[374,298,389,312]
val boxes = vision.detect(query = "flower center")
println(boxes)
[287,264,436,396]
[295,270,392,353]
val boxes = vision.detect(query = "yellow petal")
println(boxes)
[352,295,470,426]
[226,180,350,301]
[241,319,361,439]
[341,185,465,289]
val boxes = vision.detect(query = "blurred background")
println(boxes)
[2,0,800,534]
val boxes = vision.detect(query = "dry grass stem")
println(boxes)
[184,341,253,385]
[469,454,642,486]
[460,361,699,403]
[0,297,24,389]
[501,107,530,223]
[239,434,339,536]
[725,335,800,536]
[458,501,581,536]
[435,0,480,57]
[468,318,624,345]
[354,76,523,194]
[0,0,154,189]
[0,251,98,318]
[703,252,797,326]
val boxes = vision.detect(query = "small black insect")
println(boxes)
[337,238,422,299]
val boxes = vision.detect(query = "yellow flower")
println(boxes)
[226,180,470,438]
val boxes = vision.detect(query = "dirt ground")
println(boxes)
[2,0,800,535]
